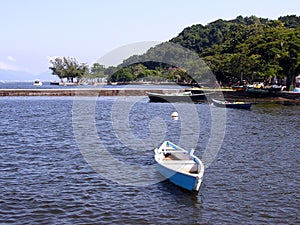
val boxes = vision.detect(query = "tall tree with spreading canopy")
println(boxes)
[49,57,88,83]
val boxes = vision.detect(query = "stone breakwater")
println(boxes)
[0,88,299,104]
[0,89,178,97]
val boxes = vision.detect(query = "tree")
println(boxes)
[277,28,300,88]
[88,63,106,79]
[49,57,88,83]
[279,15,300,28]
[108,67,134,82]
[105,66,119,77]
[48,57,65,81]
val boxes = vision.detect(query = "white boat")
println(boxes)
[33,79,43,86]
[154,141,205,192]
[212,99,252,109]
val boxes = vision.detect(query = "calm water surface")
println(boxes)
[0,96,299,224]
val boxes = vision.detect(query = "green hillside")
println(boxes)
[170,15,300,87]
[49,15,300,88]
[112,15,300,88]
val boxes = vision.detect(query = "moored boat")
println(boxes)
[212,99,252,109]
[154,141,205,192]
[245,86,282,97]
[50,81,60,85]
[146,91,213,103]
[232,85,247,92]
[33,79,43,86]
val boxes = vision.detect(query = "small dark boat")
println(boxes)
[50,81,60,85]
[212,99,252,109]
[146,91,213,103]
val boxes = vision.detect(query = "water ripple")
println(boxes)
[0,97,299,224]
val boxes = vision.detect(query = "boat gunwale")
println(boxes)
[146,91,209,97]
[212,98,252,108]
[154,141,204,178]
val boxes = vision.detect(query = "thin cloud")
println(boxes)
[0,61,19,71]
[7,56,15,61]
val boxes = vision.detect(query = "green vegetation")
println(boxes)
[49,58,110,83]
[49,57,88,83]
[170,15,300,87]
[109,62,190,83]
[49,15,300,87]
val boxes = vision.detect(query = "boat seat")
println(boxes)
[163,160,195,164]
[164,153,191,160]
[162,160,198,173]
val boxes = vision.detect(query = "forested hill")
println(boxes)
[170,15,300,54]
[169,15,300,87]
[48,15,300,87]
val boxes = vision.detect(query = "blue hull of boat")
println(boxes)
[212,99,252,109]
[225,103,252,109]
[157,164,199,191]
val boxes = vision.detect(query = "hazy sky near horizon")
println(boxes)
[0,0,299,74]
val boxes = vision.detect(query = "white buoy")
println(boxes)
[171,111,178,117]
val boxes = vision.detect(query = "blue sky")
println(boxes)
[0,0,299,74]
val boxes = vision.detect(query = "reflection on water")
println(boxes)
[0,97,299,224]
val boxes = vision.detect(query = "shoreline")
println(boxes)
[0,88,179,97]
[0,88,299,104]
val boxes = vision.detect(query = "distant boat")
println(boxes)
[245,86,282,97]
[154,141,205,192]
[212,99,252,109]
[146,91,213,103]
[107,81,118,85]
[50,81,60,85]
[232,85,247,92]
[33,79,43,86]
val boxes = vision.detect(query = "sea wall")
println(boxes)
[0,88,299,104]
[0,89,178,97]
